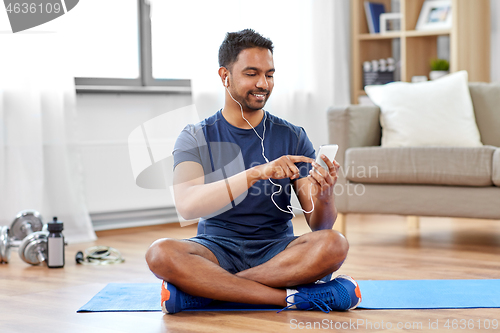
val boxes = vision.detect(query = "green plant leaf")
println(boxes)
[430,59,450,71]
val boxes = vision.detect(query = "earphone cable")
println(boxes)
[224,85,314,216]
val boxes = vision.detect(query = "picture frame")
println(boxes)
[415,0,452,31]
[380,13,401,34]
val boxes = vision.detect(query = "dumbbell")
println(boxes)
[0,225,12,263]
[18,231,49,265]
[15,210,49,265]
[9,209,44,241]
[0,210,47,264]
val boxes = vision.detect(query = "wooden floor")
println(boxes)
[1,214,500,333]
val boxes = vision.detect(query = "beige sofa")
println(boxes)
[328,82,500,233]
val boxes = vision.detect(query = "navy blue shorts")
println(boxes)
[188,235,298,274]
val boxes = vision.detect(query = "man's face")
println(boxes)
[228,47,275,112]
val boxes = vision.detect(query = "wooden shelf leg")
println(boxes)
[407,215,420,231]
[334,213,346,235]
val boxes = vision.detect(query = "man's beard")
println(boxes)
[237,89,270,111]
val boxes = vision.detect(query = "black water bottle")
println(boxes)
[47,217,65,268]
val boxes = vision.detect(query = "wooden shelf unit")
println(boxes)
[351,0,491,104]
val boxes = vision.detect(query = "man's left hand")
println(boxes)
[307,155,340,202]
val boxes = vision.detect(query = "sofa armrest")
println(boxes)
[327,105,381,167]
[327,105,381,213]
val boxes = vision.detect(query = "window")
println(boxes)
[71,0,189,93]
[71,0,139,79]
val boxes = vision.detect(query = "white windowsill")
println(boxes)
[76,85,191,94]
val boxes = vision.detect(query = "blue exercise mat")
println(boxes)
[358,279,500,309]
[77,283,280,312]
[78,283,161,312]
[77,280,500,312]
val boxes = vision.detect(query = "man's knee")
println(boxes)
[327,229,349,255]
[317,229,349,264]
[145,238,182,278]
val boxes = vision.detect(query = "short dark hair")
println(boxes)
[218,29,274,71]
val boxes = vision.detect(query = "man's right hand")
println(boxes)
[249,155,314,182]
[173,155,313,220]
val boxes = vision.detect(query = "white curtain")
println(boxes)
[492,0,500,82]
[151,0,351,149]
[0,33,96,243]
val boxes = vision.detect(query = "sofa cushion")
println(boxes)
[493,149,500,187]
[364,71,482,148]
[345,146,495,186]
[469,82,500,147]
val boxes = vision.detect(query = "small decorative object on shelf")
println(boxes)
[429,58,450,80]
[411,75,428,83]
[416,0,452,31]
[380,13,401,34]
[364,1,386,34]
[363,58,395,87]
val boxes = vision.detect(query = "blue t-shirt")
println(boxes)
[173,110,315,240]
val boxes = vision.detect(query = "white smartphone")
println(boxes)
[314,144,339,173]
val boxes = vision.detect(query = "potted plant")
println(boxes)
[429,59,450,80]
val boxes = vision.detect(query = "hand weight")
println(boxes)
[0,210,47,265]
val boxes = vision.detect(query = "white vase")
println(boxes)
[429,70,449,80]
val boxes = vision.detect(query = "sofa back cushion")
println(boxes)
[345,146,495,187]
[468,82,500,147]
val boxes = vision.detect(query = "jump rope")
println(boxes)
[224,77,315,217]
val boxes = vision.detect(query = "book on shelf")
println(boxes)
[364,1,386,34]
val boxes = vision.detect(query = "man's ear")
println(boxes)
[218,67,229,87]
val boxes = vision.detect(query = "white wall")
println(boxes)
[76,93,191,215]
[79,4,500,219]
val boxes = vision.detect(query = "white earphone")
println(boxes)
[222,75,314,217]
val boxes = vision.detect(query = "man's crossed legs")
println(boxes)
[145,229,361,313]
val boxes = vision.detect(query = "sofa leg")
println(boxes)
[334,213,346,235]
[407,216,420,231]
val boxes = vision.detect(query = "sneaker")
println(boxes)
[161,280,213,314]
[282,275,361,313]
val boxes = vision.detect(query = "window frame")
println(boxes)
[75,0,190,94]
